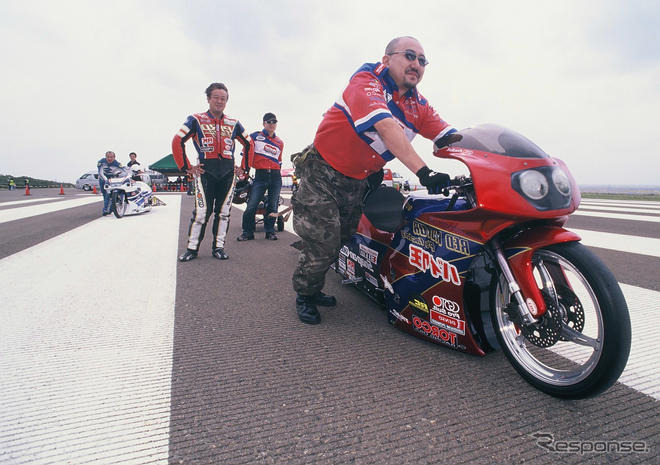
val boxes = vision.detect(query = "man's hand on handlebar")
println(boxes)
[416,166,450,195]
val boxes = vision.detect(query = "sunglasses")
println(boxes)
[389,50,429,67]
[265,119,277,124]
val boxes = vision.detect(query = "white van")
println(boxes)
[75,171,99,191]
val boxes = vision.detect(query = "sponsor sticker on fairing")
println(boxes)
[444,233,470,255]
[412,316,457,346]
[347,259,355,278]
[359,243,378,264]
[408,244,461,285]
[365,272,378,287]
[430,295,465,335]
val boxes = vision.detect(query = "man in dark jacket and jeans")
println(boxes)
[237,112,285,241]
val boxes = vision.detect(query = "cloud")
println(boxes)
[0,0,658,186]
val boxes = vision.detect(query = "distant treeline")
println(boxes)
[1,174,74,189]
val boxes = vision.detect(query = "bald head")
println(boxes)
[382,36,427,90]
[385,36,420,55]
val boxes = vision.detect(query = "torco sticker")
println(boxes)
[412,316,457,346]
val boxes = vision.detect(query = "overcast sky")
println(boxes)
[1,0,658,185]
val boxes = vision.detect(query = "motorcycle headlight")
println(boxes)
[518,170,548,200]
[551,168,571,196]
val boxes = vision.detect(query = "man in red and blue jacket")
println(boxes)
[292,36,458,324]
[237,112,285,241]
[172,82,251,262]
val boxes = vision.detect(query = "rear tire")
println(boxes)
[111,191,127,218]
[83,185,91,191]
[491,241,631,398]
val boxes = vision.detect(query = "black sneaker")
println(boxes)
[212,248,229,260]
[178,249,198,262]
[265,232,278,240]
[237,233,254,241]
[313,291,337,307]
[296,294,321,324]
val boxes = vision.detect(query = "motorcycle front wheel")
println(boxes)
[111,191,127,218]
[491,241,631,399]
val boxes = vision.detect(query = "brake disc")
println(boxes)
[556,283,585,341]
[520,298,562,348]
[504,297,562,348]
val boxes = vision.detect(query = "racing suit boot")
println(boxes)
[296,294,321,324]
[313,291,336,307]
[212,248,229,260]
[179,249,198,262]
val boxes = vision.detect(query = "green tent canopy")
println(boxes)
[149,154,184,175]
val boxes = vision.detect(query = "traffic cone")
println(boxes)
[152,183,156,192]
[93,185,97,194]
[180,183,185,192]
[25,185,31,196]
[59,184,65,195]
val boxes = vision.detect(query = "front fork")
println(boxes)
[490,238,539,325]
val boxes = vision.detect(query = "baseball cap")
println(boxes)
[263,112,277,123]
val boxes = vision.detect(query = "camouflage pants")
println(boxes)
[291,149,367,296]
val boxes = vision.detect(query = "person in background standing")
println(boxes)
[97,151,122,216]
[237,112,284,241]
[172,82,252,261]
[127,152,140,167]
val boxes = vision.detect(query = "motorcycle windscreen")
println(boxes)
[363,186,405,233]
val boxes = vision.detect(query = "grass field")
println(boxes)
[581,192,660,202]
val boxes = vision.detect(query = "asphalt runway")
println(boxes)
[0,188,658,464]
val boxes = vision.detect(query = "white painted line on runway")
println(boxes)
[0,197,64,207]
[578,205,660,215]
[572,210,660,223]
[581,199,660,207]
[0,199,181,465]
[549,284,660,400]
[569,228,660,258]
[0,197,102,224]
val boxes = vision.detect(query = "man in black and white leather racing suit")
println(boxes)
[172,82,251,262]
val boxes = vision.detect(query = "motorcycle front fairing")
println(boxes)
[127,181,153,211]
[433,125,582,319]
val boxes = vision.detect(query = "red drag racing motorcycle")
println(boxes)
[334,124,631,399]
